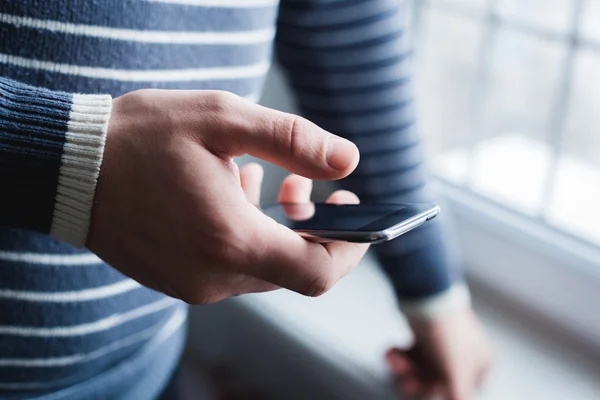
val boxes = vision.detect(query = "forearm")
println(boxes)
[276,0,467,314]
[0,77,111,246]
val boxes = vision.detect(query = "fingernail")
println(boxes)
[326,137,359,171]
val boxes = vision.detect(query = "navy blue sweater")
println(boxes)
[0,1,462,398]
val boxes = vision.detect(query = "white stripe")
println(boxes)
[0,297,178,337]
[0,54,270,82]
[26,307,187,398]
[0,306,186,369]
[400,283,472,321]
[0,279,140,303]
[0,13,275,45]
[0,251,102,266]
[147,0,277,7]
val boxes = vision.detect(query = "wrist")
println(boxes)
[399,282,472,323]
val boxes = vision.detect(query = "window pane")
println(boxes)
[470,29,564,213]
[498,0,572,34]
[582,0,600,43]
[416,10,483,173]
[470,135,552,215]
[563,49,600,169]
[414,0,600,247]
[547,49,600,246]
[481,29,563,144]
[547,155,600,246]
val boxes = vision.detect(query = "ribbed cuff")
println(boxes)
[399,282,472,321]
[50,94,112,248]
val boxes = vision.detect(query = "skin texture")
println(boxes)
[387,309,493,400]
[87,89,368,304]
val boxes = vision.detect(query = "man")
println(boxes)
[0,1,491,399]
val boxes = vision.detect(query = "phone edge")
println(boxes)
[295,205,441,243]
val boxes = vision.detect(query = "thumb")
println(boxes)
[205,94,359,180]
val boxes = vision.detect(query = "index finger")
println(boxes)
[202,93,360,181]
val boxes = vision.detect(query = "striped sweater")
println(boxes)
[0,1,462,399]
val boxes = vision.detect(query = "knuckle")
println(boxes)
[195,91,243,150]
[204,90,238,115]
[277,114,318,160]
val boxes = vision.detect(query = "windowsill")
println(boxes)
[434,176,600,356]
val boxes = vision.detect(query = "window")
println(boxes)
[413,0,600,247]
[411,0,600,350]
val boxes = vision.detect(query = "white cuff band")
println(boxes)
[399,282,472,321]
[50,93,112,248]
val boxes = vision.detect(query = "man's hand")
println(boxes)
[386,308,493,400]
[87,89,368,304]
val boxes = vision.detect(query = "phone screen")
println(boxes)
[260,203,436,232]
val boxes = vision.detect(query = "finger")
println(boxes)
[278,175,315,220]
[240,163,264,205]
[326,189,360,205]
[277,174,313,203]
[281,203,316,221]
[203,93,359,180]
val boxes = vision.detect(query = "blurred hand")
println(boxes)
[387,308,492,400]
[87,89,368,304]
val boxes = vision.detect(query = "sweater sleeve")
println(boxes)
[275,0,469,316]
[0,77,112,247]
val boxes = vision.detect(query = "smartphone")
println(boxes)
[260,202,440,244]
